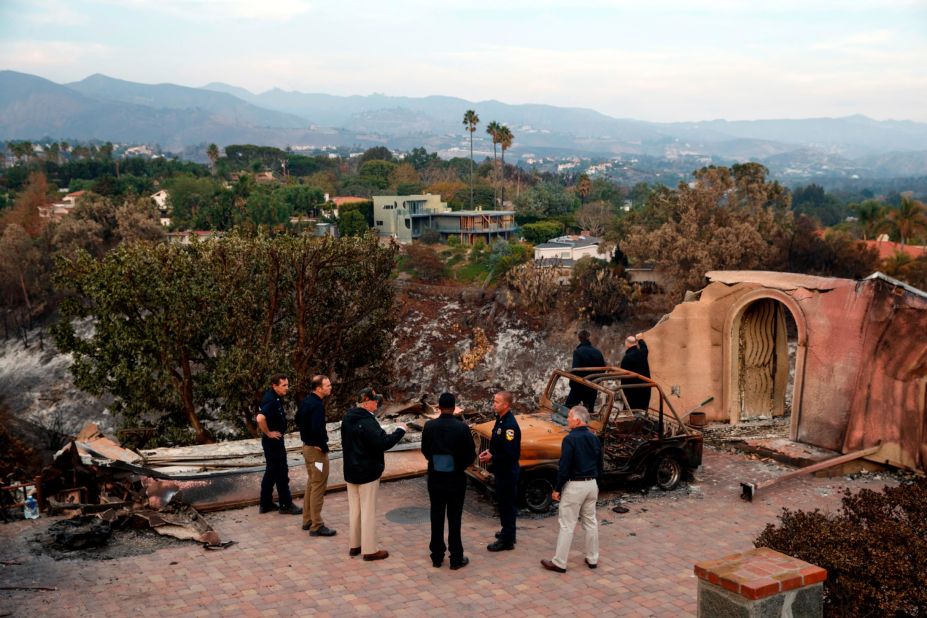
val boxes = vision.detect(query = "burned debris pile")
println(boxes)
[37,424,228,548]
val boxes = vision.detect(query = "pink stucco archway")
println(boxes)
[722,289,808,438]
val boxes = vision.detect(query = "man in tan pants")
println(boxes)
[340,387,406,561]
[296,375,335,537]
[541,405,602,573]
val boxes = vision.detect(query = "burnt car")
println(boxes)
[467,367,703,512]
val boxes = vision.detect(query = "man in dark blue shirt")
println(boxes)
[422,392,476,569]
[296,374,335,537]
[541,405,602,573]
[256,374,302,515]
[566,330,606,413]
[479,391,521,552]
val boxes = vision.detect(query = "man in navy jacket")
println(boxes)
[296,374,335,537]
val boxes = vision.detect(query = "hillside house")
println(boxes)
[533,235,610,266]
[373,194,516,245]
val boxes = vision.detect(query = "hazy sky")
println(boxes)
[2,0,925,122]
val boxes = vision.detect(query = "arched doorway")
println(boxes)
[723,291,807,427]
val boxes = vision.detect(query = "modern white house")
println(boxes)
[533,235,611,266]
[373,194,516,245]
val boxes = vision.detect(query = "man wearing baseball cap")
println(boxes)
[340,387,407,561]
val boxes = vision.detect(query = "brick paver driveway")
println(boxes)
[0,448,893,617]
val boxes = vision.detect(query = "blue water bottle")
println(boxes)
[24,495,39,519]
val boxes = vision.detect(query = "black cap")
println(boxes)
[357,387,383,405]
[438,392,456,410]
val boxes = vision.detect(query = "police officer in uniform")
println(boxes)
[479,391,521,551]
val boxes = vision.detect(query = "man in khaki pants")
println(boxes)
[541,405,602,573]
[296,375,336,537]
[340,387,406,561]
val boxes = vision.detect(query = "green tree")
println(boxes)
[621,165,793,299]
[463,110,480,209]
[53,233,399,444]
[520,220,564,244]
[851,199,889,241]
[339,209,368,236]
[888,195,927,245]
[359,146,394,163]
[358,160,398,191]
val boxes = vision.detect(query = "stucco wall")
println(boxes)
[642,271,927,471]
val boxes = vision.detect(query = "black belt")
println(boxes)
[570,476,596,482]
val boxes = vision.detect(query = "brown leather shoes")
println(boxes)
[541,559,566,573]
[349,547,361,557]
[363,550,389,561]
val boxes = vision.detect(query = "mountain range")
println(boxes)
[2,70,927,179]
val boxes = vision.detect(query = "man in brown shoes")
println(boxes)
[341,387,406,561]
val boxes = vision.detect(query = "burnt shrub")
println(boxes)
[755,477,927,617]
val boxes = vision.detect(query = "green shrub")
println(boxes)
[755,477,927,617]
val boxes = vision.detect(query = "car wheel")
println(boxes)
[653,455,683,491]
[522,475,554,513]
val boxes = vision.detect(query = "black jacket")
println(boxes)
[572,342,606,377]
[296,392,329,453]
[421,414,476,477]
[341,407,406,485]
[620,339,650,378]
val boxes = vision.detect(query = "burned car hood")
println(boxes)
[472,414,569,462]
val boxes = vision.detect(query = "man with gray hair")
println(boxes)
[541,405,602,573]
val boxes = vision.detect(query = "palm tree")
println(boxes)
[852,199,888,241]
[207,143,220,176]
[497,125,513,208]
[486,121,501,207]
[577,173,592,206]
[462,110,480,210]
[888,195,927,246]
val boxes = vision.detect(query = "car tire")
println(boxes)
[653,454,683,491]
[522,474,555,513]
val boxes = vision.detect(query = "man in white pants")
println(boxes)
[541,405,602,573]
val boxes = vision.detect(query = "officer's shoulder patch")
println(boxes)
[505,429,515,441]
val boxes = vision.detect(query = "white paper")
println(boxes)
[314,462,324,472]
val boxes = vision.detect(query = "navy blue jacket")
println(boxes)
[259,389,287,434]
[341,407,406,485]
[489,412,521,474]
[555,426,603,492]
[296,392,329,453]
[572,341,606,377]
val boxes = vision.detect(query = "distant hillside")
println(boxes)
[69,74,308,128]
[3,70,927,179]
[0,71,364,151]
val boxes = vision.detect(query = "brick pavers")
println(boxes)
[0,448,895,617]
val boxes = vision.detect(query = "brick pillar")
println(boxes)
[694,547,826,617]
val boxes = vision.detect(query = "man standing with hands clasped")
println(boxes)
[479,391,521,552]
[541,405,602,573]
[422,392,476,569]
[296,374,336,537]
